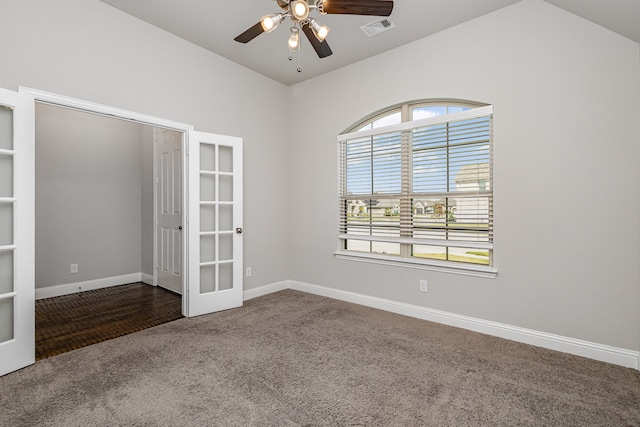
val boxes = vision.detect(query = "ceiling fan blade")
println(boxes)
[302,23,333,58]
[234,22,265,43]
[320,0,394,16]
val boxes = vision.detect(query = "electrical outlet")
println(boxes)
[246,267,252,278]
[70,264,78,274]
[419,280,428,292]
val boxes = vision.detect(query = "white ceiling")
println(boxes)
[98,0,640,86]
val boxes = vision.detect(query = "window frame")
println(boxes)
[335,100,497,278]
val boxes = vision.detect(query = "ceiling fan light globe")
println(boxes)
[291,0,310,21]
[288,27,300,50]
[309,18,330,42]
[316,25,329,40]
[261,14,283,33]
[288,40,300,50]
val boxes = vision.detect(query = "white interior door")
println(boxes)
[188,131,243,317]
[155,129,183,294]
[0,87,35,377]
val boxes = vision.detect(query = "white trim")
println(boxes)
[334,251,498,278]
[35,273,147,300]
[0,291,16,301]
[21,87,192,317]
[247,279,639,370]
[18,87,194,132]
[243,281,290,301]
[140,273,154,286]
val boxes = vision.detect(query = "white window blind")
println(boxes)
[337,105,494,271]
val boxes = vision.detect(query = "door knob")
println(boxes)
[179,226,183,230]
[235,227,243,234]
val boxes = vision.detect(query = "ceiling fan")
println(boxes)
[234,0,394,61]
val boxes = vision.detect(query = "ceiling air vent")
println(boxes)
[360,18,395,37]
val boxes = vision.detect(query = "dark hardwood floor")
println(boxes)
[36,282,183,360]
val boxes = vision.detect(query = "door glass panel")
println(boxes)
[200,205,215,232]
[0,106,12,150]
[200,265,216,294]
[219,263,233,290]
[200,175,216,201]
[196,138,239,302]
[219,205,233,231]
[0,251,13,293]
[219,146,233,173]
[0,204,13,246]
[200,144,216,171]
[219,234,233,261]
[219,175,233,202]
[0,297,13,343]
[0,155,13,197]
[200,235,216,263]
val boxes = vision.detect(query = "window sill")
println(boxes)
[334,251,498,279]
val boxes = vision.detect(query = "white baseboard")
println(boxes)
[140,273,154,286]
[243,281,289,301]
[36,273,146,300]
[249,280,639,370]
[36,277,640,369]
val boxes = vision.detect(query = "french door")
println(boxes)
[188,131,243,316]
[0,87,243,377]
[0,88,35,377]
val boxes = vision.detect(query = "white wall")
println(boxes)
[35,104,144,287]
[0,0,291,289]
[287,0,640,351]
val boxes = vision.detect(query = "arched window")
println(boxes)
[336,100,495,276]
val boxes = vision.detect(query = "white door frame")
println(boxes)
[19,87,194,316]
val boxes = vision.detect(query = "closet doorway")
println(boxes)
[34,103,183,358]
[1,86,244,376]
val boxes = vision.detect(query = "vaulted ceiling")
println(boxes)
[99,0,640,86]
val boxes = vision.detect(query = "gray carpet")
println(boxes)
[1,290,639,426]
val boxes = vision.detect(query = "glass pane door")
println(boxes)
[0,87,35,377]
[0,121,14,343]
[188,131,242,317]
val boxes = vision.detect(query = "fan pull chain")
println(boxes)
[288,41,302,73]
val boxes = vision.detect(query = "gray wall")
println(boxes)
[287,0,640,351]
[35,104,145,287]
[0,0,291,289]
[140,126,154,279]
[36,105,155,287]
